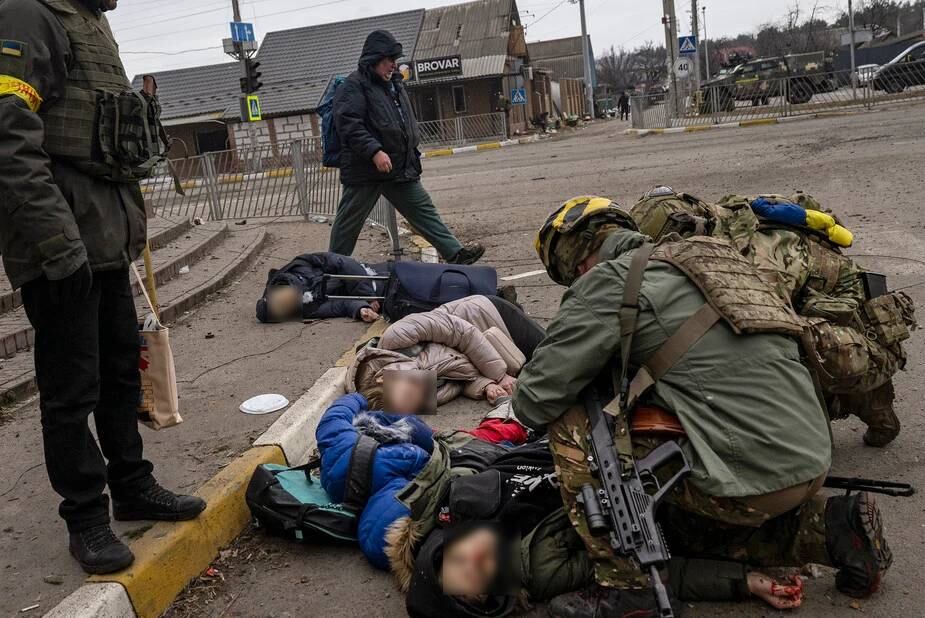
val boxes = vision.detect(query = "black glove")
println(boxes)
[47,261,93,304]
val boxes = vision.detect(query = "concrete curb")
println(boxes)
[420,134,540,159]
[44,308,388,618]
[623,108,867,137]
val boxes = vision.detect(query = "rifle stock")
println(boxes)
[578,387,691,618]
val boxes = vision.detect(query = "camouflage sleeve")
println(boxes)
[0,0,86,280]
[668,558,749,601]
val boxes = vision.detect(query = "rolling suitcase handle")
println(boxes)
[319,273,389,302]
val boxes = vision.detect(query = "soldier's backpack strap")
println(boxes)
[342,435,379,513]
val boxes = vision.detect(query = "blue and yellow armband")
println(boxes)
[751,197,853,248]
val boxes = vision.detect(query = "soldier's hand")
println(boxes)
[47,261,93,305]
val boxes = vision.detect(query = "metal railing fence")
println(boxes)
[417,112,507,146]
[631,63,925,130]
[142,137,402,255]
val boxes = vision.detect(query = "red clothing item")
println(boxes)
[468,418,528,446]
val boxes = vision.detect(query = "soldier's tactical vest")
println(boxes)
[36,0,166,181]
[630,188,716,241]
[650,236,806,337]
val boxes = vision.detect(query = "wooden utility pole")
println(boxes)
[578,0,595,117]
[662,0,680,117]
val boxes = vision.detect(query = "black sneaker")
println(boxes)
[448,242,485,265]
[547,584,682,618]
[113,483,206,522]
[69,523,134,575]
[825,492,893,598]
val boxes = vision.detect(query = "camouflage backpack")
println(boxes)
[630,186,716,241]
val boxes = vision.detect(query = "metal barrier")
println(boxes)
[142,137,403,257]
[631,63,925,130]
[417,112,507,146]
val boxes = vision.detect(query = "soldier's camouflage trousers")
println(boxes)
[548,406,832,589]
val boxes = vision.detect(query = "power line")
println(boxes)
[526,0,570,28]
[120,46,224,56]
[115,3,232,34]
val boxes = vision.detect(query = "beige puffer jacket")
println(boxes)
[347,296,514,405]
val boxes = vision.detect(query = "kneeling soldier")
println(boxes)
[513,197,893,617]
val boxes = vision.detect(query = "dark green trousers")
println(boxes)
[328,180,463,259]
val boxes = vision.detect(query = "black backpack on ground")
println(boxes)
[245,436,379,543]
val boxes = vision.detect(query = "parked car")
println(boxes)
[856,64,880,87]
[872,41,925,93]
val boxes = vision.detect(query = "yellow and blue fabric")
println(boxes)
[751,197,853,248]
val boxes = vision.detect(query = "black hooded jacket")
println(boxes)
[334,30,423,185]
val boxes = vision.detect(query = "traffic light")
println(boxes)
[240,58,263,94]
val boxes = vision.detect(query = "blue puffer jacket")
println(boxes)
[316,393,434,569]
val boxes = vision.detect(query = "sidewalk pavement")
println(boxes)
[0,220,395,616]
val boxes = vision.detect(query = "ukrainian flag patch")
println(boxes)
[1,41,24,57]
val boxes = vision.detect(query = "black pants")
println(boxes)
[22,269,154,532]
[487,296,546,361]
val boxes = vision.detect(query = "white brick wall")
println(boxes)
[231,113,315,148]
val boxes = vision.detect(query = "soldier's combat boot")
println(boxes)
[547,583,682,618]
[113,482,206,522]
[69,523,134,574]
[825,492,893,598]
[859,382,900,447]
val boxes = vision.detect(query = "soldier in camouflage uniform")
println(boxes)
[513,197,894,618]
[0,0,204,574]
[631,187,917,447]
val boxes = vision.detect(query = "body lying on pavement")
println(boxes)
[348,295,525,406]
[508,196,893,617]
[630,187,917,447]
[256,252,383,323]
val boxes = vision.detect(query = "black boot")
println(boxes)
[69,523,134,575]
[825,492,893,598]
[448,242,485,265]
[547,583,682,618]
[113,483,206,522]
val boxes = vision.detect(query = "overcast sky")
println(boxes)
[111,0,849,79]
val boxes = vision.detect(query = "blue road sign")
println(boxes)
[230,22,256,43]
[511,87,527,105]
[678,35,698,55]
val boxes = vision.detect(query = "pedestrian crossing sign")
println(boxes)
[511,87,527,105]
[678,35,697,55]
[247,95,261,121]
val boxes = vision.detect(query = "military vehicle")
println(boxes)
[700,52,834,113]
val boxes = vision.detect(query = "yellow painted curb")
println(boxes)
[179,180,197,190]
[426,149,454,157]
[335,320,388,368]
[268,168,294,178]
[476,142,502,151]
[739,118,779,127]
[650,128,665,134]
[218,174,245,184]
[89,445,286,618]
[685,124,713,132]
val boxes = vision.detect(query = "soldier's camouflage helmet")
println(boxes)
[536,196,637,285]
[630,186,715,241]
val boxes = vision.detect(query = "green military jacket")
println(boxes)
[513,229,832,498]
[0,0,146,288]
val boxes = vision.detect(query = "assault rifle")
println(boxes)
[577,386,691,618]
[825,476,914,497]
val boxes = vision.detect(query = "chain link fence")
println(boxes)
[631,63,925,130]
[417,112,507,147]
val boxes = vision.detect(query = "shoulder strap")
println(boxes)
[342,435,379,512]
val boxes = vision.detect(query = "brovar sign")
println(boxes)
[414,55,463,79]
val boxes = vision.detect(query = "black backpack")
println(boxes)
[245,436,379,543]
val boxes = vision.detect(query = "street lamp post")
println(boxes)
[848,0,858,101]
[702,5,710,79]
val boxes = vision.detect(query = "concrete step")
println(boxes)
[0,223,225,360]
[0,228,267,405]
[0,216,192,318]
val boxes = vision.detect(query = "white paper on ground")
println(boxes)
[240,393,289,415]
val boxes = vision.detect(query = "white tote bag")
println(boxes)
[132,264,182,429]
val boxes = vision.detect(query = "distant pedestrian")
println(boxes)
[617,91,631,121]
[330,30,484,265]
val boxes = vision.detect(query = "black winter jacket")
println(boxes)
[334,30,422,185]
[255,252,381,322]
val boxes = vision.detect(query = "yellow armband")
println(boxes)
[0,75,43,112]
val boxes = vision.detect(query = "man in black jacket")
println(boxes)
[330,30,483,265]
